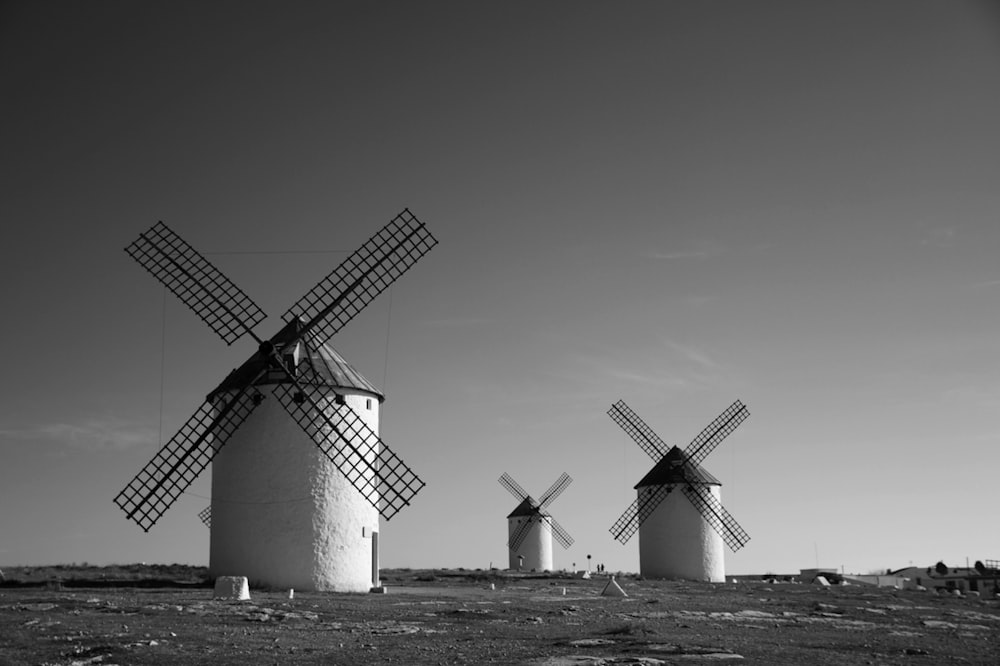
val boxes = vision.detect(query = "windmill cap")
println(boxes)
[506,497,550,519]
[634,446,721,489]
[208,318,384,401]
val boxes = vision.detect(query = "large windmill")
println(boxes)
[498,472,574,571]
[608,400,750,582]
[114,209,436,592]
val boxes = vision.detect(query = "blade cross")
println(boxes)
[499,472,575,551]
[608,399,750,550]
[114,209,437,531]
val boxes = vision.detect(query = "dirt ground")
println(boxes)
[1,567,997,665]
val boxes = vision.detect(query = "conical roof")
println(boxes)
[506,497,550,519]
[208,319,384,401]
[634,446,720,488]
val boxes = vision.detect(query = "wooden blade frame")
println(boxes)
[609,484,673,544]
[508,517,534,552]
[284,208,438,347]
[113,387,262,531]
[125,222,266,346]
[198,506,211,528]
[682,485,750,551]
[682,400,749,469]
[498,473,531,503]
[538,472,572,508]
[608,400,668,461]
[273,363,425,520]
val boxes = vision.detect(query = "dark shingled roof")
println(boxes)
[506,497,551,519]
[208,318,383,401]
[634,446,721,488]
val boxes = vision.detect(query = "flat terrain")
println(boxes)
[1,566,997,665]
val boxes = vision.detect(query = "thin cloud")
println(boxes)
[661,338,719,370]
[419,315,491,328]
[0,419,157,452]
[647,249,715,260]
[920,226,957,247]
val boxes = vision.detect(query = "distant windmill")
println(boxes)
[198,506,211,528]
[608,400,750,582]
[498,472,574,571]
[114,209,436,592]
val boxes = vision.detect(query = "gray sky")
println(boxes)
[2,0,999,575]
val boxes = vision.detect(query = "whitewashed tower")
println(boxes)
[608,400,751,582]
[499,473,574,572]
[209,331,384,591]
[114,211,436,592]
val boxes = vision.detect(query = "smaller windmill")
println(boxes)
[498,472,574,572]
[608,400,750,582]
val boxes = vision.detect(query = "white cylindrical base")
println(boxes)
[209,388,379,592]
[507,516,554,571]
[637,484,725,582]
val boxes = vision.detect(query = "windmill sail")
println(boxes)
[126,222,266,345]
[608,400,669,461]
[114,388,262,531]
[283,209,437,347]
[683,484,750,550]
[273,362,425,520]
[682,400,749,468]
[538,472,572,508]
[608,484,673,544]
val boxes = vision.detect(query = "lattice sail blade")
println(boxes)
[683,400,749,468]
[198,506,212,528]
[498,473,531,503]
[550,517,575,549]
[609,497,641,544]
[538,472,572,508]
[114,390,260,531]
[608,400,669,461]
[682,484,750,551]
[125,222,267,345]
[508,517,534,552]
[273,378,424,520]
[284,209,438,347]
[609,484,673,544]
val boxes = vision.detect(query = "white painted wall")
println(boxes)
[507,516,554,571]
[637,484,725,582]
[209,388,379,592]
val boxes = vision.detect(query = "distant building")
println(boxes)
[889,561,1000,595]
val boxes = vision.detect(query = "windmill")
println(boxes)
[113,209,436,592]
[498,472,574,571]
[608,399,750,582]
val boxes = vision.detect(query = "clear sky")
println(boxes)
[2,0,999,576]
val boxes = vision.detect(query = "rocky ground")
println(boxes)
[1,566,997,665]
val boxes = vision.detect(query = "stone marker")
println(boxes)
[213,576,250,600]
[600,575,628,597]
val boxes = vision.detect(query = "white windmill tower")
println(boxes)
[114,210,436,592]
[498,473,574,572]
[608,400,751,582]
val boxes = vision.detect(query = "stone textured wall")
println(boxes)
[209,388,379,592]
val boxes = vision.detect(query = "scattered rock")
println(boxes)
[567,638,617,646]
[921,620,957,630]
